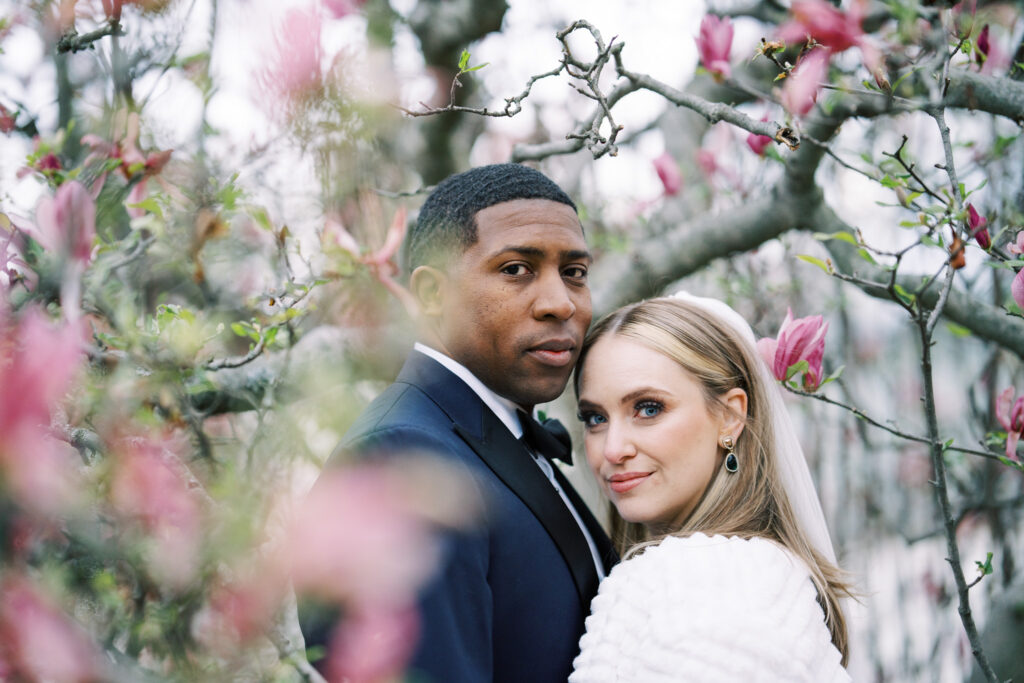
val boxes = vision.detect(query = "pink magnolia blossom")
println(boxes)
[0,305,85,513]
[653,153,683,196]
[286,467,442,605]
[81,111,174,218]
[697,149,718,178]
[259,7,324,104]
[778,0,865,53]
[0,104,14,134]
[109,432,204,588]
[323,0,366,19]
[781,49,830,117]
[28,181,96,265]
[1007,231,1024,255]
[757,308,829,390]
[996,387,1024,460]
[326,605,419,683]
[746,131,772,156]
[966,203,990,249]
[975,24,990,63]
[0,576,100,682]
[323,208,417,316]
[696,14,733,81]
[1012,268,1024,312]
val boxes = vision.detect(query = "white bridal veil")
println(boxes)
[671,291,837,564]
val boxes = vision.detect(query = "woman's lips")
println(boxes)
[607,472,651,494]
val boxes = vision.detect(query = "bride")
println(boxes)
[569,294,853,682]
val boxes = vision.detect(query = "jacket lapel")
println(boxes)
[399,351,611,606]
[455,409,601,610]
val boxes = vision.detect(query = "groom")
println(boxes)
[319,164,615,682]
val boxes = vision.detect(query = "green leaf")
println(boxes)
[893,283,916,305]
[857,248,878,265]
[812,231,857,245]
[784,359,810,381]
[796,254,831,273]
[945,321,971,337]
[458,49,470,71]
[820,365,845,386]
[126,197,163,218]
[230,322,250,338]
[976,552,993,576]
[880,174,900,189]
[463,62,489,73]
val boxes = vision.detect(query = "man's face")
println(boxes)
[435,198,592,408]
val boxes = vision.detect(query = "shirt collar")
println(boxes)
[413,342,527,438]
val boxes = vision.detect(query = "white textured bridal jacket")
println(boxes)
[569,533,851,682]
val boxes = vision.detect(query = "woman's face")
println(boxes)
[577,334,744,532]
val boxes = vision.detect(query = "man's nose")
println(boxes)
[533,270,576,320]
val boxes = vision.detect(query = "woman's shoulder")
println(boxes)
[606,533,809,590]
[575,534,849,682]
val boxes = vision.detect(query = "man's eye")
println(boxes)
[563,265,588,279]
[636,401,663,418]
[501,264,529,276]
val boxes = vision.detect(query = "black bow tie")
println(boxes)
[517,410,572,464]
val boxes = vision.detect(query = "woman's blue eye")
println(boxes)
[637,401,662,418]
[578,412,606,427]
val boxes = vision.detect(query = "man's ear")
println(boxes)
[409,265,447,317]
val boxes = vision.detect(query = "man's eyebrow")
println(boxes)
[494,246,593,262]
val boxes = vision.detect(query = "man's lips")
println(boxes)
[607,472,651,494]
[526,339,576,367]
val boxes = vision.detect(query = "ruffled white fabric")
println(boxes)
[570,534,850,682]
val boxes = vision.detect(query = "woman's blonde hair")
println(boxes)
[574,297,853,665]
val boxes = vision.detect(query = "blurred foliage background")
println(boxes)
[1,0,1023,681]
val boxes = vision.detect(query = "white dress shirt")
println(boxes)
[414,343,606,580]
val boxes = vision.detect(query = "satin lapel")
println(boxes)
[454,410,599,609]
[549,465,619,575]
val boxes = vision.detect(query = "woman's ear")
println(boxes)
[720,388,748,442]
[409,266,446,317]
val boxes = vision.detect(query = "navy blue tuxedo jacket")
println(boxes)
[322,351,616,682]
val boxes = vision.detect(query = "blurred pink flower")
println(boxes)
[778,0,865,53]
[260,7,324,104]
[653,153,683,196]
[0,305,85,513]
[781,49,829,117]
[0,576,100,682]
[1007,231,1024,255]
[975,24,990,63]
[0,104,14,134]
[287,467,442,605]
[323,0,366,19]
[327,605,419,683]
[697,149,718,178]
[29,181,96,265]
[757,308,829,390]
[746,131,772,156]
[37,152,62,172]
[81,111,174,218]
[323,208,417,316]
[996,387,1024,460]
[696,14,733,81]
[966,203,990,248]
[1012,268,1024,312]
[109,432,203,587]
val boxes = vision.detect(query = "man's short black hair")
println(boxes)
[402,163,577,276]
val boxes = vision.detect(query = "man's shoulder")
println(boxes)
[333,371,480,464]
